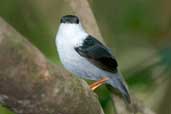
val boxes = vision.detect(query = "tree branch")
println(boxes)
[0,17,104,114]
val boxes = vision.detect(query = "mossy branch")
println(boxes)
[0,17,104,114]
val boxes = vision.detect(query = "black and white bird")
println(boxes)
[56,15,130,103]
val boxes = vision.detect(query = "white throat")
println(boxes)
[56,23,88,46]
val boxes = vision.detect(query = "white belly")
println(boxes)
[55,24,113,80]
[57,42,102,80]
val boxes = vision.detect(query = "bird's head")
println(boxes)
[58,15,86,37]
[60,15,79,24]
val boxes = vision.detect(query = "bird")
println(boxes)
[55,15,131,104]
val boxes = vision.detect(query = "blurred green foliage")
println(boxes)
[0,105,15,114]
[0,0,170,114]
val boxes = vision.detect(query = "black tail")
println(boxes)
[117,78,131,104]
[107,73,131,104]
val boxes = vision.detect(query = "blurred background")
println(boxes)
[0,0,170,114]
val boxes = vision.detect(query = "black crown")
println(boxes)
[60,15,79,24]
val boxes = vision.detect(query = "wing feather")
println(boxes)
[74,35,118,73]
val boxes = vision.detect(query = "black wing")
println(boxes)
[74,35,118,73]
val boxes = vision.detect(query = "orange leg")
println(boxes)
[89,77,109,91]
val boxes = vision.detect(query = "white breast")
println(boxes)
[55,23,111,80]
[56,23,87,65]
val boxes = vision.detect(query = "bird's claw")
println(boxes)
[89,77,109,91]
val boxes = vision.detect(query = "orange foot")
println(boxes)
[89,77,109,91]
